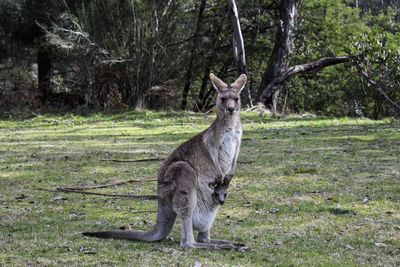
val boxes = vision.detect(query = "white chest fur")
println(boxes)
[218,127,241,175]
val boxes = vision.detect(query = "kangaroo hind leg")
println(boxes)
[197,230,249,251]
[168,162,219,249]
[167,162,247,251]
[166,161,198,247]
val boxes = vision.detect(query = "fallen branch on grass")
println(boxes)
[128,210,156,214]
[237,160,254,164]
[58,178,157,190]
[57,188,157,199]
[35,187,157,200]
[100,157,164,163]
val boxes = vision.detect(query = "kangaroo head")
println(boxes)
[210,73,247,115]
[210,182,229,205]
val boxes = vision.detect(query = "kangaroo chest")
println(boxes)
[218,127,241,175]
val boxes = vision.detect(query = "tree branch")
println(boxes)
[99,157,163,163]
[360,70,400,111]
[258,55,352,103]
[58,178,157,190]
[56,188,157,199]
[35,187,158,200]
[285,56,352,77]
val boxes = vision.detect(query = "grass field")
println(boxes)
[0,111,399,266]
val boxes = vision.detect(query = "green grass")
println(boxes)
[0,111,399,266]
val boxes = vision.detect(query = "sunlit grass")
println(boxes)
[0,111,399,266]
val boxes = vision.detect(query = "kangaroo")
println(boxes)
[210,179,230,206]
[83,73,247,251]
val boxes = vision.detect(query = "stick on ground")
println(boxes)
[58,178,157,190]
[100,158,164,163]
[35,188,157,200]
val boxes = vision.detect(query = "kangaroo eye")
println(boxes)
[209,182,217,189]
[220,97,226,102]
[234,98,239,102]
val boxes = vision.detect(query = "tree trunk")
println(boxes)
[37,46,52,103]
[142,2,159,109]
[201,58,232,110]
[228,0,252,108]
[181,0,207,110]
[256,0,300,111]
[256,0,353,112]
[196,65,211,111]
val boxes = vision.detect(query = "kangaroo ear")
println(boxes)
[230,74,247,93]
[210,73,227,93]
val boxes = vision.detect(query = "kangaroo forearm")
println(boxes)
[207,146,224,178]
[213,160,224,178]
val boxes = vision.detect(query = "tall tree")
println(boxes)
[256,0,352,111]
[181,0,207,110]
[0,0,62,103]
[228,0,252,108]
[256,0,300,111]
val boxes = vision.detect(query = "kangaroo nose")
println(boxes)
[219,194,226,205]
[227,107,234,113]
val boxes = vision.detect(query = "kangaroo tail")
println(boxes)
[82,229,163,241]
[83,202,176,242]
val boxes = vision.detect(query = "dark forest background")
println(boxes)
[0,0,399,118]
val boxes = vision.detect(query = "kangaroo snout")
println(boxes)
[213,191,227,205]
[218,195,225,205]
[227,107,235,113]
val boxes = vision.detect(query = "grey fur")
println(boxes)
[83,73,248,251]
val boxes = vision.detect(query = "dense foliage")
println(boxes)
[0,0,399,118]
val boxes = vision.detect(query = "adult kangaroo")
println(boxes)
[83,73,247,251]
